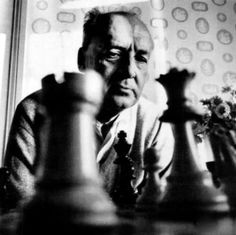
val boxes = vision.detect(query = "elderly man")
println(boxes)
[4,9,174,209]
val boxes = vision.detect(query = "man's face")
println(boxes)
[83,14,154,112]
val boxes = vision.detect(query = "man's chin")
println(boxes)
[111,95,137,110]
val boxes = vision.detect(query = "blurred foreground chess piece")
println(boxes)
[135,148,163,212]
[209,128,236,212]
[156,68,230,218]
[112,131,138,207]
[19,71,117,234]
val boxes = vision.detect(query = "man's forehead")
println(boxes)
[132,22,154,51]
[106,14,154,51]
[109,14,132,42]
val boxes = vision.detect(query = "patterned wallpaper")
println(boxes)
[21,0,236,105]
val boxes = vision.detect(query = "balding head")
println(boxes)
[81,9,153,51]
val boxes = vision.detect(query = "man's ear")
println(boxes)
[77,47,85,71]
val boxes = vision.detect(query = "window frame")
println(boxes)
[0,0,28,163]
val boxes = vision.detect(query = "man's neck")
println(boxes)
[97,106,121,123]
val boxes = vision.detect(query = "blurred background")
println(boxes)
[0,0,235,162]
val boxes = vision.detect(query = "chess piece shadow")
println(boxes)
[18,71,118,234]
[155,68,230,220]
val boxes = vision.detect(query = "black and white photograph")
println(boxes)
[0,0,236,234]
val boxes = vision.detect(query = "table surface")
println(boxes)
[1,207,236,235]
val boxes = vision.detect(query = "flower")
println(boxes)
[193,86,236,142]
[214,102,231,119]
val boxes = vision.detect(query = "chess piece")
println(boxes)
[206,161,221,188]
[209,129,236,212]
[135,148,163,212]
[111,131,138,207]
[156,68,229,218]
[20,71,118,233]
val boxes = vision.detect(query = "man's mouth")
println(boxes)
[117,80,135,90]
[118,84,131,90]
[107,80,135,95]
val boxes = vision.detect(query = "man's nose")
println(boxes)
[121,54,137,79]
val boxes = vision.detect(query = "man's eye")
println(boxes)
[105,50,121,61]
[135,54,148,63]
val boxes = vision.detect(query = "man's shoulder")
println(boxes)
[20,90,42,106]
[15,90,42,120]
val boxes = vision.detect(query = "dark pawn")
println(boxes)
[136,148,164,213]
[111,130,138,207]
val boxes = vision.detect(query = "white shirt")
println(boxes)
[94,96,174,192]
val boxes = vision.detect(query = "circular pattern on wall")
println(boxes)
[222,53,233,63]
[217,13,227,22]
[212,0,227,6]
[32,18,51,34]
[195,18,209,34]
[223,71,236,86]
[172,7,188,22]
[151,0,165,11]
[132,7,142,15]
[36,0,48,10]
[176,48,193,64]
[217,29,233,45]
[177,29,188,40]
[196,41,214,52]
[57,12,76,23]
[192,2,208,11]
[200,59,215,76]
[150,18,168,28]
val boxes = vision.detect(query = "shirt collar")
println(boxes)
[95,102,138,142]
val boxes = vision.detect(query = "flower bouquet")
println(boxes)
[193,86,236,143]
[193,86,236,182]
